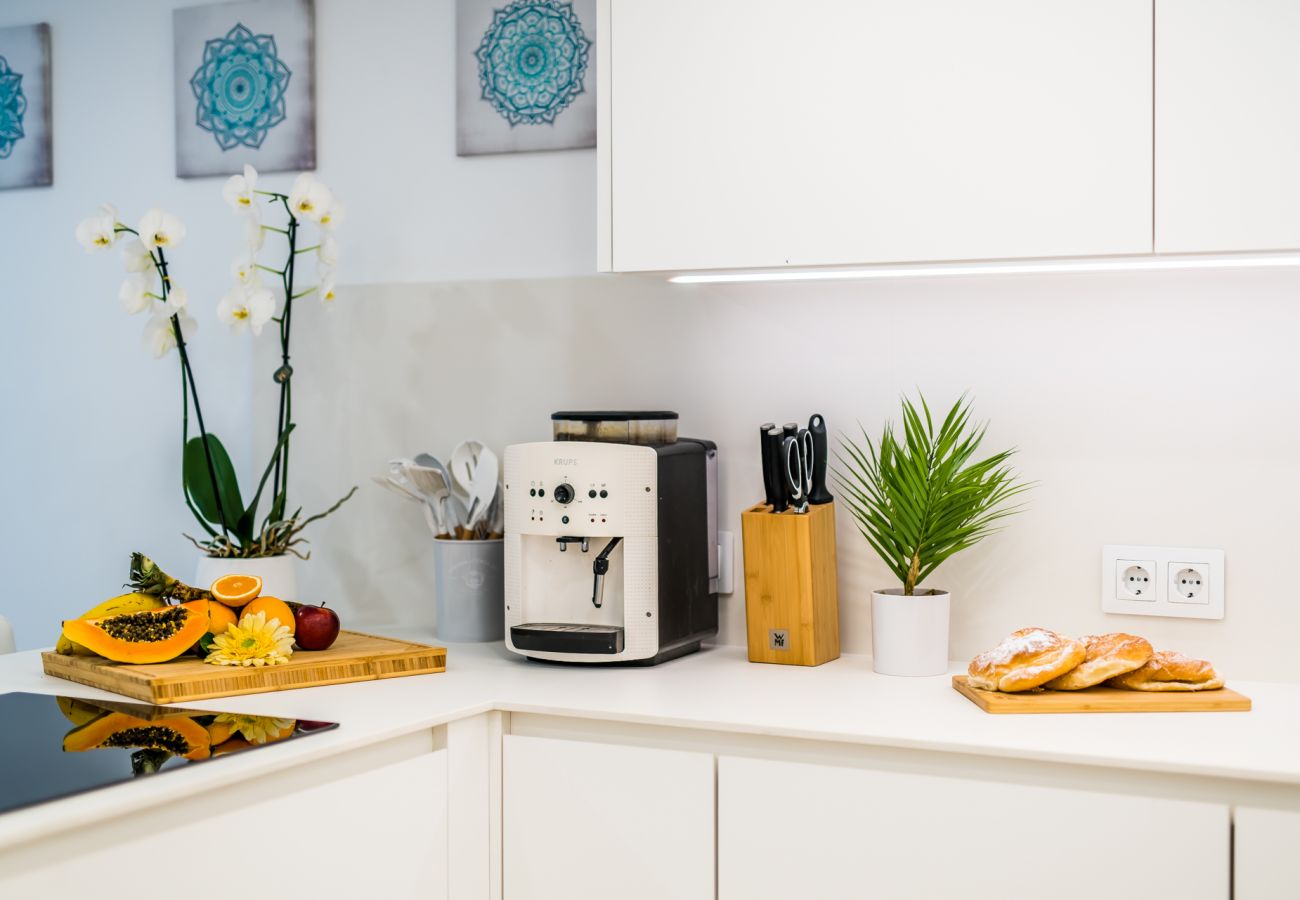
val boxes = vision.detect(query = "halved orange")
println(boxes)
[210,574,262,608]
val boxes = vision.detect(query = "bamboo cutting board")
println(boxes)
[42,631,446,704]
[952,675,1251,713]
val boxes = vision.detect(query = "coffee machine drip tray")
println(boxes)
[511,624,626,655]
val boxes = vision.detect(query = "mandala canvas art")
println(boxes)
[456,0,597,156]
[0,23,52,191]
[173,0,315,178]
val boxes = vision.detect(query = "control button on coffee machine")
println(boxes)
[553,483,575,504]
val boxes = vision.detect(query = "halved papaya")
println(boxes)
[61,603,208,664]
[63,711,211,760]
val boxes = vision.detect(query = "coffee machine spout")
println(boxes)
[591,537,623,608]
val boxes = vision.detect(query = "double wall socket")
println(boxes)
[1101,545,1225,620]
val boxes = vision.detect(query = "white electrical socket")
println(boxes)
[1101,545,1225,619]
[1169,562,1209,603]
[1115,559,1156,601]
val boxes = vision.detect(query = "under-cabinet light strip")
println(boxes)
[667,253,1300,284]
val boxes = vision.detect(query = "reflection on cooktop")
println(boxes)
[0,692,337,815]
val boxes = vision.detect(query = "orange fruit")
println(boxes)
[210,574,262,608]
[242,596,295,635]
[212,737,252,757]
[207,602,238,635]
[207,720,234,745]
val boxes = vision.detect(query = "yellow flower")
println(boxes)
[212,713,295,744]
[205,611,294,667]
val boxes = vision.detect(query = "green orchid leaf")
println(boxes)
[184,434,245,533]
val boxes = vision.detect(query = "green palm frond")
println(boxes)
[833,393,1032,596]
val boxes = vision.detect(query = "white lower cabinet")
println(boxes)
[717,755,1230,900]
[1234,806,1300,899]
[502,735,715,900]
[0,736,448,899]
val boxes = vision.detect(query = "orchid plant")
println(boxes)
[77,167,354,559]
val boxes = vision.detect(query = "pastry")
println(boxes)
[1107,650,1224,691]
[1043,632,1153,690]
[967,627,1086,692]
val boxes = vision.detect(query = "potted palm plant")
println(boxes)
[836,394,1030,676]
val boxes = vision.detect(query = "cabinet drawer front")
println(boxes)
[607,0,1152,272]
[0,741,449,899]
[504,735,714,900]
[1235,806,1300,899]
[719,755,1228,900]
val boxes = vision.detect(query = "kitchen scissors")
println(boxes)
[782,428,813,513]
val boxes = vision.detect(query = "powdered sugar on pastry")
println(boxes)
[969,628,1058,670]
[967,627,1087,692]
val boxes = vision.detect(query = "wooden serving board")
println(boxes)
[952,675,1251,714]
[42,631,446,705]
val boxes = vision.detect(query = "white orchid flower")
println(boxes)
[244,212,265,252]
[137,208,187,251]
[121,238,154,273]
[319,272,337,303]
[217,285,275,337]
[318,202,345,230]
[143,309,196,358]
[288,173,333,222]
[232,255,262,289]
[156,284,189,318]
[317,233,339,267]
[222,164,259,213]
[75,204,119,252]
[118,273,155,315]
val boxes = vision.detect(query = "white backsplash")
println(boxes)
[256,270,1300,682]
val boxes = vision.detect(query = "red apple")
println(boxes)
[294,603,340,650]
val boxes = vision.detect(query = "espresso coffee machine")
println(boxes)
[504,412,718,665]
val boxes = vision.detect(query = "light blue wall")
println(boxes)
[0,0,596,649]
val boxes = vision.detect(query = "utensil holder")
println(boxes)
[740,501,840,666]
[432,537,504,642]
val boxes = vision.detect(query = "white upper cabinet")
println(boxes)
[1156,0,1300,253]
[599,0,1153,273]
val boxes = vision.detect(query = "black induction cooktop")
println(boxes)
[0,692,338,816]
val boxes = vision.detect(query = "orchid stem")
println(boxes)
[157,247,229,538]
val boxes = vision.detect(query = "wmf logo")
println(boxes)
[769,629,789,650]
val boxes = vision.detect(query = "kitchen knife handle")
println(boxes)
[765,428,788,513]
[808,413,833,505]
[759,423,781,508]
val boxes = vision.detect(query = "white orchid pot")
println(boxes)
[195,555,299,603]
[870,588,951,676]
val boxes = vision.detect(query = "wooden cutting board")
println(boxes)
[42,631,446,704]
[952,675,1251,714]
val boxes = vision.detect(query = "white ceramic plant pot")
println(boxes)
[870,588,951,676]
[195,555,299,603]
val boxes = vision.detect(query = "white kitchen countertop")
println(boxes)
[4,634,1300,850]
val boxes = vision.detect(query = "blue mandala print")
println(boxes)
[475,0,591,126]
[0,55,27,160]
[190,23,292,151]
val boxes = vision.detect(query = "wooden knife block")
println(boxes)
[740,501,840,666]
